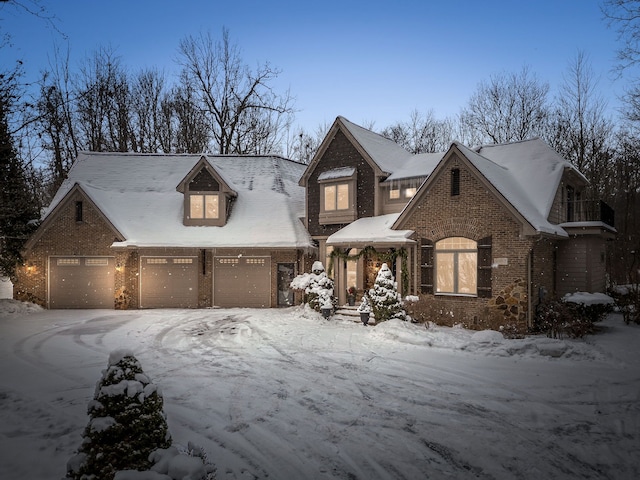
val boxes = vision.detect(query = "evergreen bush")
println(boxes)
[290,261,335,312]
[67,350,172,480]
[368,263,408,323]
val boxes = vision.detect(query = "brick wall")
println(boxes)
[16,189,306,309]
[307,129,376,237]
[16,190,119,307]
[399,152,545,329]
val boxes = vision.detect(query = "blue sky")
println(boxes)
[1,0,626,133]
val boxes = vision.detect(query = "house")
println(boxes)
[300,116,615,329]
[16,153,315,309]
[15,116,615,330]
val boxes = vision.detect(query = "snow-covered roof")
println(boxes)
[44,152,314,249]
[383,151,444,182]
[338,117,414,175]
[327,213,415,246]
[317,167,356,181]
[453,141,568,236]
[476,138,586,221]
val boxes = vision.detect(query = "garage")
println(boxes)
[140,256,198,308]
[49,256,114,308]
[214,256,271,307]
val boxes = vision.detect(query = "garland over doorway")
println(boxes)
[328,246,409,293]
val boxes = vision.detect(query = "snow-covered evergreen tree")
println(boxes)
[290,261,335,312]
[67,350,172,480]
[368,263,408,322]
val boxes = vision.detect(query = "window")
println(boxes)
[451,168,460,196]
[319,177,356,225]
[404,187,417,198]
[324,183,350,211]
[75,201,83,222]
[435,237,477,295]
[387,181,420,202]
[190,194,219,219]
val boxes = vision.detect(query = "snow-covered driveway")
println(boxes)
[1,303,639,479]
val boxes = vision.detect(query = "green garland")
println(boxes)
[328,246,409,293]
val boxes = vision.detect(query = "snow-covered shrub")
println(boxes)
[368,263,408,323]
[609,284,640,325]
[357,294,371,313]
[290,261,335,312]
[67,350,172,480]
[535,297,607,339]
[563,293,613,324]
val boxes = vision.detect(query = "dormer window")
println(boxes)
[318,167,357,225]
[190,193,219,220]
[178,157,236,227]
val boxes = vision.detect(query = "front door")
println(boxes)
[277,263,295,307]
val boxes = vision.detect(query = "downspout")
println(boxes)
[527,249,533,329]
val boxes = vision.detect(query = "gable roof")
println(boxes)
[337,116,414,174]
[476,138,587,219]
[41,152,314,250]
[393,139,577,237]
[176,155,237,195]
[299,116,414,186]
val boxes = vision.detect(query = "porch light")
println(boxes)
[115,263,124,272]
[26,263,35,274]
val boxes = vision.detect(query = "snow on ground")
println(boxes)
[0,300,639,479]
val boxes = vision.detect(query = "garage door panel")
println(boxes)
[140,257,198,308]
[49,257,114,309]
[214,257,270,308]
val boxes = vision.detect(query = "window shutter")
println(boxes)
[477,236,492,298]
[420,239,434,294]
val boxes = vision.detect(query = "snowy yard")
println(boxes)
[0,301,639,479]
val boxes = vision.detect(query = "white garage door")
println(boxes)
[49,256,114,308]
[140,256,198,308]
[214,256,271,308]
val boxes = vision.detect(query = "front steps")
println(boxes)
[333,304,374,324]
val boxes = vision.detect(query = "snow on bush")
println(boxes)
[563,292,614,306]
[368,263,408,322]
[290,261,335,312]
[0,298,42,315]
[66,350,172,480]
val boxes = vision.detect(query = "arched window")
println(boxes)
[435,237,477,295]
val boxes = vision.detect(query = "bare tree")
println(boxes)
[545,52,614,198]
[460,66,549,144]
[169,72,209,153]
[176,28,295,154]
[284,123,329,164]
[603,0,640,72]
[76,46,132,152]
[603,1,640,127]
[130,68,166,153]
[608,126,640,284]
[381,109,456,153]
[36,46,79,193]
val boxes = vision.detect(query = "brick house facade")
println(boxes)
[15,116,615,328]
[17,154,314,309]
[301,117,615,330]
